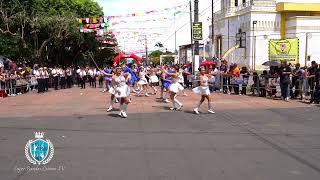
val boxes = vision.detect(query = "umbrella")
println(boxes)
[200,60,216,66]
[262,60,280,67]
[182,63,191,68]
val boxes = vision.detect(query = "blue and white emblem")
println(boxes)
[25,132,54,165]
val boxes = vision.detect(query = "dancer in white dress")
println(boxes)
[178,67,187,96]
[192,66,215,114]
[136,67,150,97]
[168,68,184,110]
[149,67,159,94]
[107,67,131,118]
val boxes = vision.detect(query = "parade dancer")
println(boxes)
[168,68,184,110]
[178,67,187,96]
[102,66,112,92]
[108,67,131,118]
[149,66,159,94]
[159,66,171,103]
[193,66,215,114]
[132,65,140,92]
[136,67,150,97]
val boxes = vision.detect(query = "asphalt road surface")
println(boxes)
[0,87,319,180]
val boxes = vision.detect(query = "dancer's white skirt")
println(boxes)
[169,82,184,93]
[192,86,210,95]
[109,87,116,95]
[115,85,130,98]
[138,78,148,85]
[149,75,159,83]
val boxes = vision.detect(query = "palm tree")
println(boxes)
[155,42,163,50]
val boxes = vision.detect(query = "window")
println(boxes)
[235,0,238,7]
[242,0,246,4]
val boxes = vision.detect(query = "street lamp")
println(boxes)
[252,20,257,70]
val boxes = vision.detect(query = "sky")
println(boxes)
[97,0,216,53]
[97,0,317,54]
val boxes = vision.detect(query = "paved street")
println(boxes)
[0,87,320,180]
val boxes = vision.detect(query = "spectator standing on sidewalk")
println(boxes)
[279,60,292,102]
[231,64,240,95]
[307,61,318,104]
[292,63,304,99]
[240,67,250,95]
[314,64,320,104]
[220,60,229,94]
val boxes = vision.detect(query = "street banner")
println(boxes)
[193,22,203,41]
[269,38,299,63]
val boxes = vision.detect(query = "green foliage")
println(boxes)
[0,0,111,66]
[148,50,175,65]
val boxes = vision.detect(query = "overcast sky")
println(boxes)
[97,0,318,53]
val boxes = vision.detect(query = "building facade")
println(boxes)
[212,0,320,69]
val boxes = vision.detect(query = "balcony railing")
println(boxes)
[215,0,276,20]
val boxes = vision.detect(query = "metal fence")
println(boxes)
[186,73,317,100]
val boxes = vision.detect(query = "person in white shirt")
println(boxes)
[92,68,97,88]
[66,67,73,88]
[88,68,94,88]
[60,68,66,89]
[79,67,87,89]
[51,67,59,90]
[43,67,49,92]
[33,67,42,93]
[76,67,81,87]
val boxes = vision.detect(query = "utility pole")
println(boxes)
[252,21,257,70]
[193,0,199,74]
[211,0,215,57]
[305,32,309,67]
[189,0,193,58]
[174,13,177,55]
[194,0,199,56]
[145,35,148,65]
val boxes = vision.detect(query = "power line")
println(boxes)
[161,0,220,45]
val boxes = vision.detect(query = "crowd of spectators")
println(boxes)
[1,60,320,104]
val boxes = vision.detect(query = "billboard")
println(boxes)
[269,38,299,63]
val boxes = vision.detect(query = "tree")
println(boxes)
[0,0,109,66]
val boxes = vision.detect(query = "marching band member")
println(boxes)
[52,67,59,90]
[79,67,86,89]
[168,68,184,110]
[33,67,41,93]
[66,67,73,88]
[88,67,95,88]
[192,66,215,114]
[43,67,49,91]
[60,67,66,89]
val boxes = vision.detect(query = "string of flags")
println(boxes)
[78,3,189,51]
[105,3,188,19]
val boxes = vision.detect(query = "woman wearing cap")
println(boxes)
[168,67,184,110]
[192,66,215,114]
[136,66,150,97]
